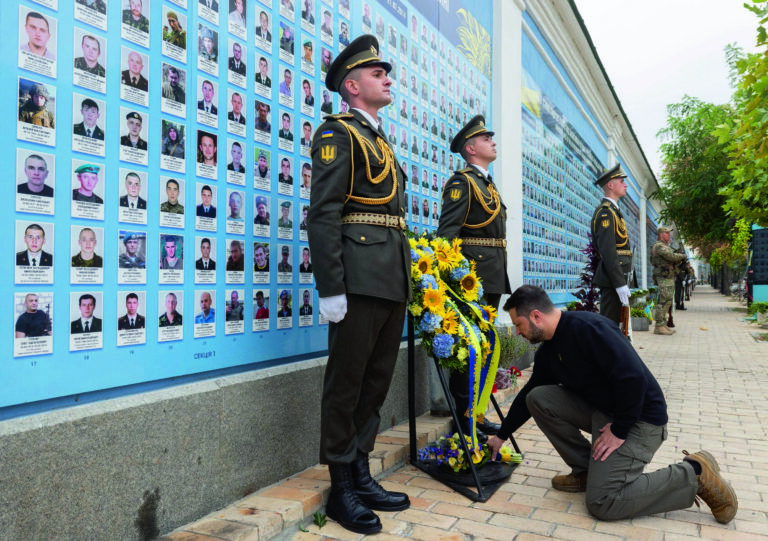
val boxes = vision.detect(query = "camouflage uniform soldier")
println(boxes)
[18,84,55,128]
[650,227,686,335]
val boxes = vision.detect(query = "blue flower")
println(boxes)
[450,266,469,281]
[419,311,442,333]
[432,333,453,358]
[410,248,420,260]
[420,275,438,290]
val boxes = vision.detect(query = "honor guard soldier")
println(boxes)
[591,164,632,325]
[650,226,687,335]
[307,34,411,535]
[437,114,511,442]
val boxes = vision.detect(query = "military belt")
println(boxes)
[616,249,632,256]
[460,237,507,248]
[341,212,406,230]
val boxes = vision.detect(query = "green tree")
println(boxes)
[715,0,768,226]
[653,96,733,258]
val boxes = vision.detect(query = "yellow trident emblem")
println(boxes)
[320,144,337,164]
[450,188,461,201]
[601,219,609,228]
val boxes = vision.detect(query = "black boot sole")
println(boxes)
[361,498,411,512]
[326,508,383,535]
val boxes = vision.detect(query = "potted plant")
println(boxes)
[630,305,651,331]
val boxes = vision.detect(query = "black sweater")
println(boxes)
[497,311,668,441]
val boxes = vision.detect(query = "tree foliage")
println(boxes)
[653,96,733,258]
[714,0,768,226]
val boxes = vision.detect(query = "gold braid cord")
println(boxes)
[460,171,501,229]
[592,202,629,249]
[338,119,397,205]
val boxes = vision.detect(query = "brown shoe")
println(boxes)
[551,471,588,493]
[683,450,738,523]
[654,325,673,335]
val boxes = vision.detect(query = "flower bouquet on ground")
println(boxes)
[408,234,500,449]
[417,432,522,474]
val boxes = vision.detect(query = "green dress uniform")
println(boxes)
[122,10,149,33]
[308,107,411,465]
[437,115,510,435]
[590,198,632,324]
[650,235,686,327]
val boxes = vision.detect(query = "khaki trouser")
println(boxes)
[526,385,697,520]
[654,277,675,326]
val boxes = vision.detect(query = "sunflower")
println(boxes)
[422,288,446,315]
[433,238,460,271]
[482,304,498,323]
[460,271,481,301]
[441,310,459,334]
[417,254,433,275]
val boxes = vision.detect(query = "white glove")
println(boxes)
[616,285,630,306]
[319,294,347,323]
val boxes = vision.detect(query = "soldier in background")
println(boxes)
[437,114,510,442]
[650,227,687,335]
[590,164,632,326]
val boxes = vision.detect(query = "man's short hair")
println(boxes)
[201,237,211,247]
[282,112,290,121]
[164,235,178,246]
[82,35,100,51]
[78,227,95,239]
[79,293,96,306]
[126,292,139,302]
[230,240,241,249]
[281,157,290,166]
[166,178,180,189]
[125,172,141,183]
[202,79,213,89]
[301,162,311,172]
[303,121,311,129]
[201,184,212,194]
[25,11,49,30]
[231,141,242,151]
[503,285,555,317]
[255,290,264,298]
[81,98,99,111]
[24,223,45,237]
[167,66,180,77]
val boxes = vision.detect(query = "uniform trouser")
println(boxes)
[654,278,675,326]
[675,276,685,307]
[319,294,406,465]
[448,294,501,419]
[599,287,621,325]
[526,385,697,520]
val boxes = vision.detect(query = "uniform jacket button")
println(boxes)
[360,236,366,241]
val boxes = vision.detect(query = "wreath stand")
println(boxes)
[406,318,522,502]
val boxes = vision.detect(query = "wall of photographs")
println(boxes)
[520,13,646,305]
[0,0,492,409]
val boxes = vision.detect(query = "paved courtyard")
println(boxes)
[162,286,768,540]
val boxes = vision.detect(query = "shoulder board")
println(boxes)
[600,201,613,208]
[458,167,474,173]
[324,113,355,120]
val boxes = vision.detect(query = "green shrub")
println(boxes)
[496,326,533,369]
[747,302,768,316]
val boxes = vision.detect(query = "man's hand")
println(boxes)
[591,423,625,462]
[319,294,347,323]
[616,285,630,306]
[487,435,504,461]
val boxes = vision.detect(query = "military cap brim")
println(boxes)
[594,163,627,187]
[126,111,143,122]
[281,246,290,253]
[450,115,494,154]
[325,34,391,93]
[123,232,145,243]
[75,164,101,175]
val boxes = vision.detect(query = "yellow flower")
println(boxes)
[472,449,483,464]
[482,305,498,323]
[411,266,423,281]
[460,271,481,301]
[409,303,423,316]
[422,288,445,315]
[448,457,457,467]
[417,254,433,275]
[433,238,460,271]
[441,311,459,334]
[451,237,463,255]
[409,237,419,250]
[457,347,468,360]
[499,447,512,463]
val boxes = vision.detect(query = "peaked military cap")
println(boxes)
[126,111,143,122]
[281,245,290,254]
[255,196,267,207]
[122,232,145,243]
[325,34,391,93]
[75,163,100,175]
[280,201,291,208]
[594,163,627,187]
[450,115,495,154]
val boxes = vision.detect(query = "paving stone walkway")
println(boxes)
[161,287,768,540]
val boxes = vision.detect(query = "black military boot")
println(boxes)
[326,464,382,534]
[350,454,410,511]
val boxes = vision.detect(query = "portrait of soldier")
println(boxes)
[279,22,294,54]
[123,0,149,32]
[73,98,104,140]
[196,185,216,217]
[158,292,183,326]
[279,112,294,141]
[229,0,246,28]
[228,92,245,124]
[71,294,102,334]
[226,240,244,271]
[161,122,185,158]
[198,132,218,166]
[117,293,146,330]
[229,41,246,75]
[278,157,293,185]
[255,150,270,179]
[279,69,293,97]
[119,232,146,268]
[122,50,149,90]
[163,10,186,48]
[197,79,218,114]
[15,293,52,338]
[277,289,292,317]
[254,290,269,319]
[160,178,184,214]
[226,290,244,321]
[254,196,270,225]
[255,101,271,133]
[228,191,244,220]
[72,227,103,268]
[299,289,313,315]
[256,56,271,86]
[120,111,147,150]
[277,245,292,272]
[300,163,312,190]
[195,237,216,269]
[255,10,272,42]
[74,34,105,77]
[302,41,313,64]
[18,83,55,128]
[16,223,52,267]
[72,164,103,204]
[120,172,147,209]
[298,246,312,272]
[160,235,183,270]
[198,26,218,62]
[17,154,53,197]
[254,242,269,271]
[161,65,186,103]
[21,11,55,60]
[77,0,107,15]
[228,142,245,173]
[278,201,292,228]
[195,292,215,323]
